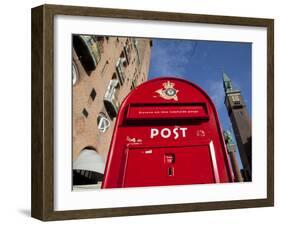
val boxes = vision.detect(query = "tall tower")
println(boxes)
[223,72,252,181]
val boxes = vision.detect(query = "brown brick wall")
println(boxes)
[72,36,151,161]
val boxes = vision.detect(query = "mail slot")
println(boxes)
[126,103,209,121]
[102,77,234,188]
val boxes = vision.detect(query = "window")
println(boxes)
[133,38,141,65]
[112,73,120,88]
[72,62,79,85]
[90,88,96,101]
[124,39,132,64]
[96,36,105,53]
[131,73,138,89]
[239,111,243,116]
[73,35,98,73]
[104,79,120,118]
[81,35,101,67]
[73,148,105,186]
[116,58,126,85]
[97,113,111,133]
[112,72,117,80]
[231,95,240,104]
[82,108,88,118]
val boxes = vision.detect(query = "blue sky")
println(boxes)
[148,38,252,168]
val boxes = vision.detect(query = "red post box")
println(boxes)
[102,77,234,188]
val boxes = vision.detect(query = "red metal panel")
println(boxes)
[123,145,216,188]
[102,77,234,189]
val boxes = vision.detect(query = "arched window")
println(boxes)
[97,112,110,133]
[73,35,101,73]
[73,148,105,187]
[72,61,79,85]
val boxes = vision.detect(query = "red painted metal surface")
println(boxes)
[102,77,234,188]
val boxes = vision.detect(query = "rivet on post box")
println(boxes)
[102,77,234,188]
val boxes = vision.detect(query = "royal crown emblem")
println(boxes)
[155,81,179,101]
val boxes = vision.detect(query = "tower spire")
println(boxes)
[222,72,233,93]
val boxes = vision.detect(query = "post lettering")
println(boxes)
[179,128,187,137]
[161,128,171,138]
[150,128,159,138]
[150,127,187,139]
[173,128,179,139]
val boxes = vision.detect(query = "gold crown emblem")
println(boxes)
[155,80,179,101]
[163,81,175,89]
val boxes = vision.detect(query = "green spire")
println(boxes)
[223,72,233,93]
[223,130,236,152]
[223,130,235,146]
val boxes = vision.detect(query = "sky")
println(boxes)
[148,38,252,168]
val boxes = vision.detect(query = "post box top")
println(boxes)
[112,76,225,129]
[124,77,215,104]
[110,76,228,148]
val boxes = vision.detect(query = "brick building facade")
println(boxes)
[72,35,152,187]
